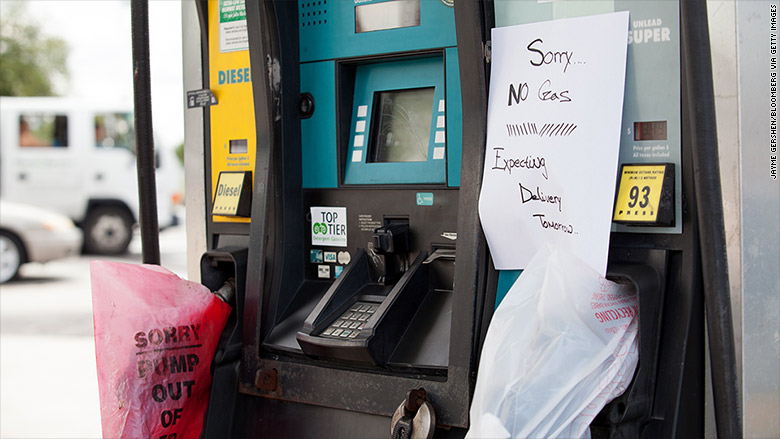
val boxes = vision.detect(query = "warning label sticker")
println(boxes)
[219,0,248,52]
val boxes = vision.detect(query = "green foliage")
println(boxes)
[175,142,184,166]
[0,2,69,96]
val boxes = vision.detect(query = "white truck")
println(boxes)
[0,97,180,254]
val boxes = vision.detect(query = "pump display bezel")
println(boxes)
[343,56,447,185]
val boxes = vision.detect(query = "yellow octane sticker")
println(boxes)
[613,165,666,222]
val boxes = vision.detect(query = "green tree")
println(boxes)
[175,142,184,167]
[0,2,69,96]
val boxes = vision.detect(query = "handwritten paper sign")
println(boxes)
[478,12,629,275]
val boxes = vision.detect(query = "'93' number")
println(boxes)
[628,185,651,208]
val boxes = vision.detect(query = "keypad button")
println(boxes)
[330,303,379,337]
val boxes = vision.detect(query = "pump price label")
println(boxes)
[311,207,348,247]
[613,165,667,222]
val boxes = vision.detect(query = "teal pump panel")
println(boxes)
[299,0,462,188]
[293,0,467,367]
[344,56,447,185]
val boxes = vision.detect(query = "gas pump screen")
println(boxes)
[368,87,434,163]
[342,56,446,185]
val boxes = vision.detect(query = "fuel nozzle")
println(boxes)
[214,278,236,303]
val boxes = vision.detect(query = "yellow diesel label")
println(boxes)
[209,0,254,223]
[613,165,666,222]
[212,172,247,216]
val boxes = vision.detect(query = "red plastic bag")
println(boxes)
[91,261,231,439]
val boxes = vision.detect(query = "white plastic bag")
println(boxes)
[467,243,639,438]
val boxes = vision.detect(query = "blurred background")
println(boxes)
[1,1,186,437]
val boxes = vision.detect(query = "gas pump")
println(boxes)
[185,1,490,436]
[180,0,737,437]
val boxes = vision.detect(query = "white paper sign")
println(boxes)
[311,206,348,247]
[478,12,629,275]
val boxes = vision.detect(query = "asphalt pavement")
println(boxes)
[0,222,188,438]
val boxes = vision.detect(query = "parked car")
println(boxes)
[0,200,83,283]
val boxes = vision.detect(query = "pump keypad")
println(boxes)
[320,302,378,339]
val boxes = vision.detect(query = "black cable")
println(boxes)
[680,1,742,437]
[131,0,160,265]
